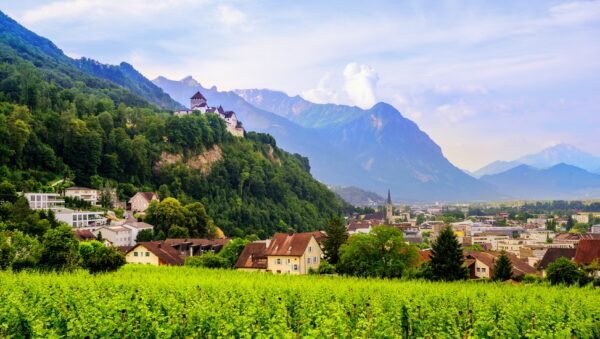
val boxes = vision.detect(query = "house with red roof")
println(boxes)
[265,232,323,274]
[574,239,600,266]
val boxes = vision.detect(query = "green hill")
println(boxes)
[0,10,344,238]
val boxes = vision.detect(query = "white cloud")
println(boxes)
[342,63,379,108]
[217,5,248,27]
[549,0,600,25]
[301,72,340,104]
[435,100,476,124]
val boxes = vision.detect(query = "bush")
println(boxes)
[546,257,584,286]
[86,246,126,274]
[185,253,229,269]
[318,260,336,274]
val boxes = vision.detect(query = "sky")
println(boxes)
[2,0,600,171]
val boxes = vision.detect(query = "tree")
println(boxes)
[39,225,80,271]
[322,216,347,265]
[217,238,250,268]
[546,257,582,286]
[493,251,513,281]
[145,198,186,236]
[0,181,17,203]
[136,229,153,242]
[168,225,189,239]
[565,216,575,231]
[86,246,126,274]
[184,202,213,238]
[78,240,104,268]
[0,232,15,270]
[545,219,557,232]
[337,226,419,278]
[185,252,229,268]
[428,226,468,281]
[416,214,426,226]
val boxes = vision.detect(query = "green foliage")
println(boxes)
[64,196,92,209]
[1,266,600,337]
[493,251,513,281]
[217,238,250,268]
[546,257,584,286]
[337,226,419,278]
[78,240,103,267]
[428,227,469,281]
[135,229,153,243]
[38,225,80,272]
[322,216,347,265]
[317,260,336,274]
[85,245,126,274]
[185,252,229,269]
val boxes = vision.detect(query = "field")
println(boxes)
[1,266,599,338]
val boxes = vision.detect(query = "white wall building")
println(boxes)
[24,193,64,210]
[93,226,132,247]
[64,187,100,206]
[55,208,107,228]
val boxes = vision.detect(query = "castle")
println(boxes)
[174,91,245,137]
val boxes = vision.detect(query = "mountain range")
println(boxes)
[474,144,600,177]
[154,76,498,202]
[480,163,600,200]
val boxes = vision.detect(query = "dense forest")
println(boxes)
[0,10,345,239]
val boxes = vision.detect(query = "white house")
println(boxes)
[55,208,107,228]
[64,187,100,206]
[122,219,154,245]
[93,226,133,248]
[128,192,159,213]
[24,193,64,210]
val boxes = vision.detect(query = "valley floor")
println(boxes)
[1,266,599,338]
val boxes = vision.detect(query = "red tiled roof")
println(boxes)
[130,192,158,203]
[128,242,183,265]
[191,91,206,100]
[74,229,96,241]
[538,248,576,269]
[574,239,600,265]
[306,231,326,246]
[265,233,315,256]
[465,251,538,277]
[235,242,268,269]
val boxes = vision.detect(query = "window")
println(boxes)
[308,246,312,253]
[293,264,298,271]
[314,256,317,263]
[145,252,150,257]
[134,252,138,257]
[481,267,486,272]
[476,267,480,272]
[307,258,311,264]
[276,258,281,265]
[287,258,290,264]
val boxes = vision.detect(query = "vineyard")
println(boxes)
[1,266,599,338]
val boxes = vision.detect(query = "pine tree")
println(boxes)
[493,251,513,281]
[323,216,347,265]
[428,226,468,281]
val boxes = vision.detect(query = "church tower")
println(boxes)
[190,91,207,109]
[386,189,393,224]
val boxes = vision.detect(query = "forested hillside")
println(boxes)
[0,10,344,238]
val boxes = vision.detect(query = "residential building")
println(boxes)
[162,238,230,259]
[574,239,600,266]
[537,248,577,276]
[591,225,600,234]
[121,218,154,245]
[266,232,322,274]
[470,234,509,251]
[93,226,132,247]
[55,208,107,228]
[23,193,64,210]
[125,242,184,266]
[64,187,100,206]
[464,251,537,279]
[235,240,269,271]
[553,233,600,247]
[128,192,159,213]
[74,229,96,241]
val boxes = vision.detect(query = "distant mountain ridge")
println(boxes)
[480,163,600,200]
[329,186,386,206]
[474,144,600,177]
[74,58,184,110]
[154,76,498,202]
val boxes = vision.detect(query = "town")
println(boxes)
[11,184,600,283]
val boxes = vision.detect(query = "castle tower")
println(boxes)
[190,91,207,109]
[386,189,393,224]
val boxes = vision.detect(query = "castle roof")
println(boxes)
[191,91,206,100]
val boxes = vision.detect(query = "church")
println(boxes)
[174,91,245,137]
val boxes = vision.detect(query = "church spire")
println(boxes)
[387,189,392,204]
[386,189,393,224]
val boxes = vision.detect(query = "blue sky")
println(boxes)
[2,0,600,171]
